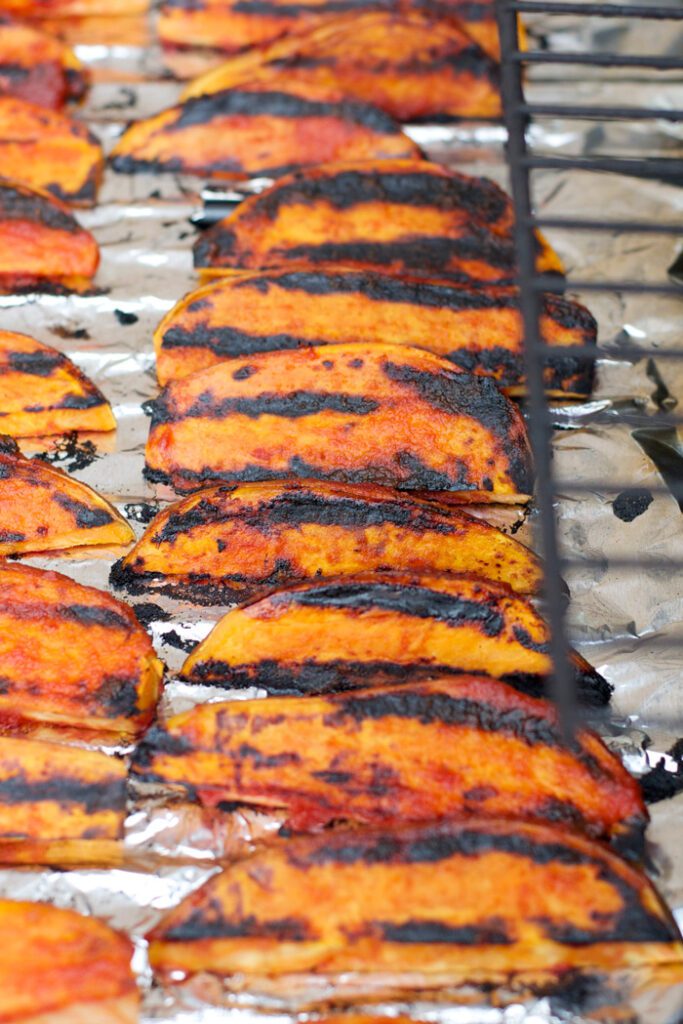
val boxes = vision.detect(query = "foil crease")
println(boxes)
[0,8,682,1022]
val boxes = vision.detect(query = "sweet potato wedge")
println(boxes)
[144,342,533,501]
[0,900,137,1023]
[193,159,562,281]
[0,562,163,737]
[158,0,500,62]
[0,329,115,437]
[179,571,611,706]
[180,11,501,123]
[0,96,102,205]
[133,675,645,846]
[153,267,596,395]
[111,88,419,181]
[111,480,542,602]
[0,15,89,109]
[0,735,126,864]
[147,819,683,988]
[0,179,99,293]
[0,436,133,555]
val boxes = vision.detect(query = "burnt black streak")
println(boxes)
[501,669,612,709]
[58,603,132,631]
[0,182,80,233]
[171,89,404,136]
[381,918,514,945]
[153,389,379,426]
[0,773,125,814]
[161,324,326,357]
[0,530,25,543]
[51,493,114,529]
[161,912,313,943]
[237,743,300,768]
[153,488,455,545]
[94,674,143,718]
[292,824,675,945]
[253,168,510,228]
[279,580,505,635]
[6,350,64,377]
[132,725,192,773]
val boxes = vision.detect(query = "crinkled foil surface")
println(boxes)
[1,5,683,1022]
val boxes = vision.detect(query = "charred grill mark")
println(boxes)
[58,603,132,630]
[168,89,404,135]
[152,389,380,426]
[280,581,506,635]
[255,170,509,226]
[93,675,143,717]
[237,742,301,768]
[161,324,325,357]
[0,773,125,814]
[133,726,192,772]
[380,918,514,945]
[162,911,313,943]
[5,350,64,377]
[54,391,105,410]
[0,184,79,234]
[51,494,115,529]
[0,530,25,543]
[501,670,612,708]
[231,0,381,14]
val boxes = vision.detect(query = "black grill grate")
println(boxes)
[494,0,683,729]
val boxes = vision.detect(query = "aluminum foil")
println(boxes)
[1,6,683,1021]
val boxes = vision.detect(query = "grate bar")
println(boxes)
[521,153,683,177]
[528,215,683,233]
[509,2,683,17]
[497,0,577,732]
[529,277,683,295]
[513,50,683,68]
[522,103,683,120]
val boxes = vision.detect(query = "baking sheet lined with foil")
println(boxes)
[1,6,683,1022]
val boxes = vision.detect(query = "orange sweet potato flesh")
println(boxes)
[193,159,563,281]
[112,479,542,603]
[0,97,102,206]
[134,674,646,846]
[144,342,533,502]
[0,735,126,864]
[0,436,133,555]
[0,900,137,1022]
[1,0,147,16]
[0,330,115,437]
[147,819,683,986]
[158,0,500,62]
[0,179,99,293]
[110,87,419,180]
[179,571,611,706]
[153,267,595,395]
[180,10,501,123]
[0,16,89,109]
[0,562,163,737]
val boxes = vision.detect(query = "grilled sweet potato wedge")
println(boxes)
[181,11,500,123]
[0,900,138,1023]
[0,179,99,292]
[179,572,610,705]
[158,0,500,62]
[0,330,115,437]
[144,342,533,501]
[0,562,163,737]
[0,96,102,205]
[193,159,562,281]
[0,437,132,555]
[0,16,89,109]
[111,88,419,181]
[153,267,596,395]
[148,819,683,988]
[112,480,542,602]
[0,735,126,864]
[133,675,645,845]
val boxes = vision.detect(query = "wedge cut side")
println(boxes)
[180,10,501,122]
[133,674,645,846]
[144,342,533,502]
[0,899,137,1023]
[0,15,89,109]
[0,329,115,436]
[178,571,611,706]
[0,96,102,205]
[0,436,133,555]
[0,179,99,293]
[112,479,542,602]
[192,159,563,281]
[147,819,683,986]
[153,267,595,394]
[0,562,163,737]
